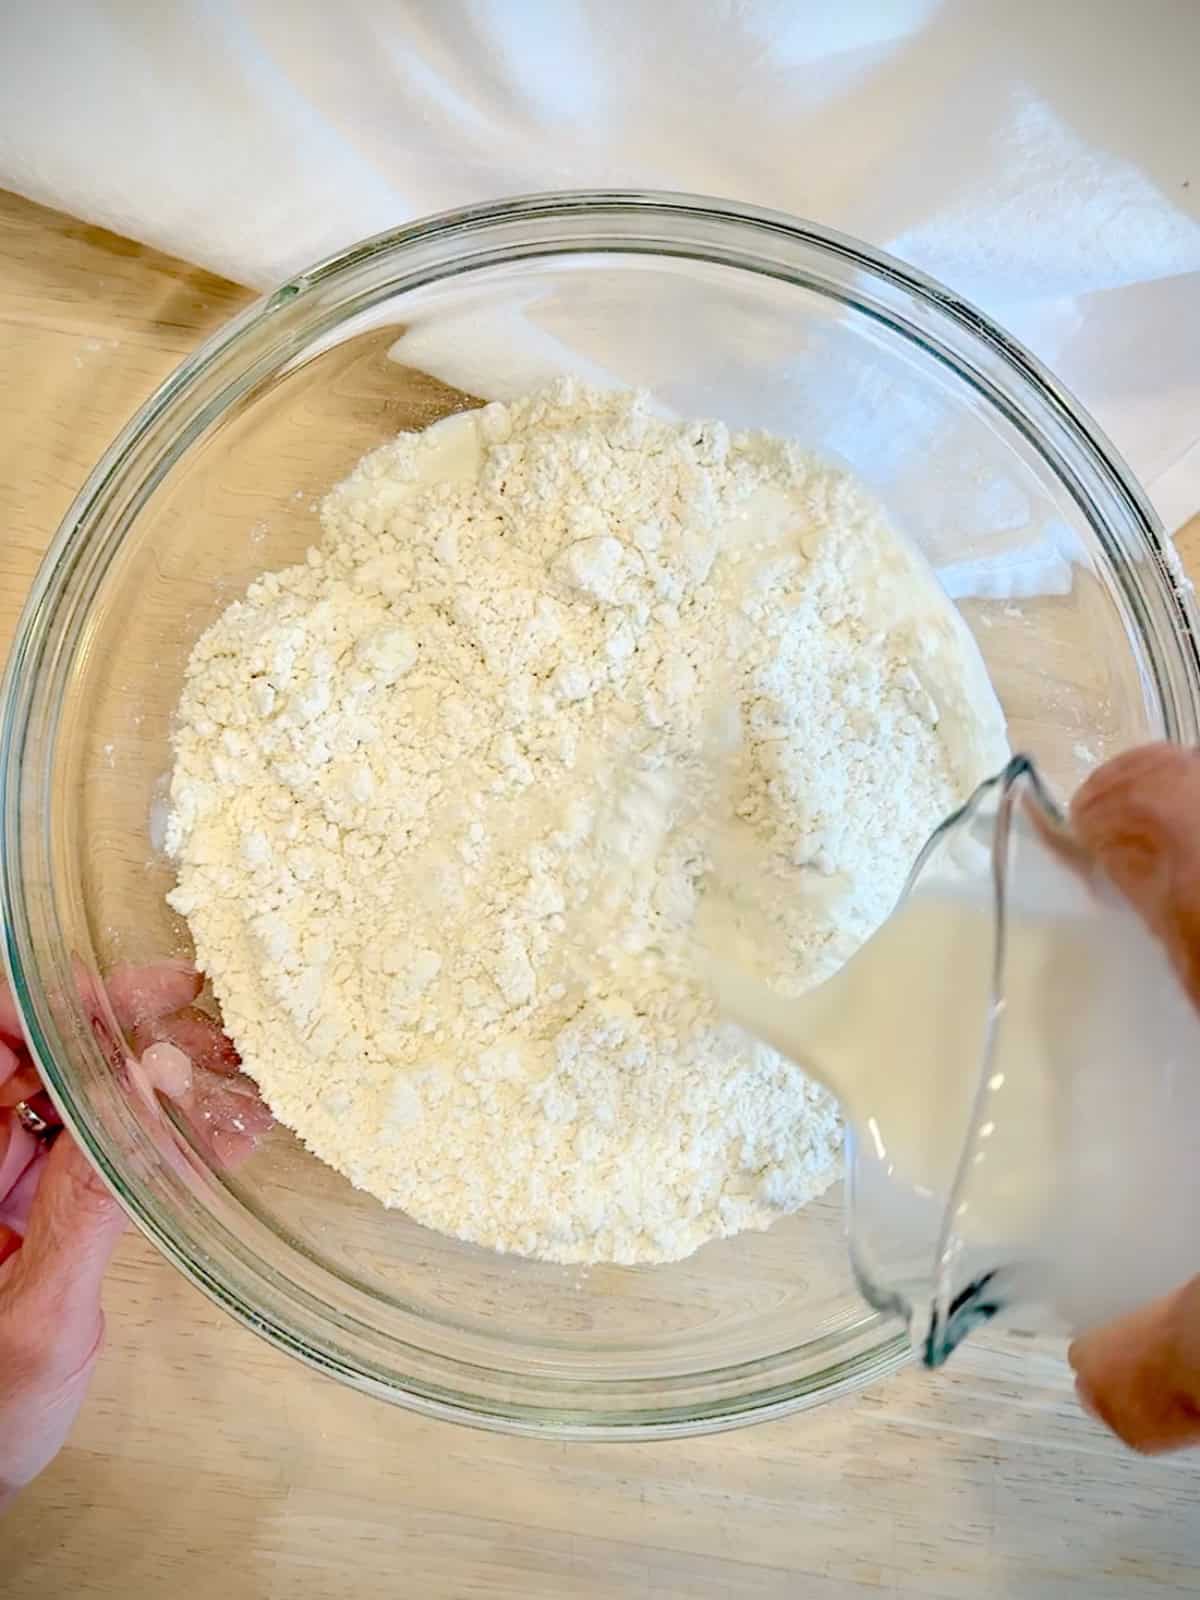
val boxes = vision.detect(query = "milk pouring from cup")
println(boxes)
[716,757,1200,1366]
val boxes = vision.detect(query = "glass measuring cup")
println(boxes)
[847,756,1200,1367]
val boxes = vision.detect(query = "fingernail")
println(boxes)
[141,1042,194,1100]
[0,1116,39,1196]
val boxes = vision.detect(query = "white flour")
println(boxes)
[165,382,1007,1264]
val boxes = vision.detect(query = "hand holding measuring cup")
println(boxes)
[1068,744,1200,1453]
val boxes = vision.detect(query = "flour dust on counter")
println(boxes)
[164,380,1007,1265]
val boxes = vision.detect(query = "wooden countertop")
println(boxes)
[3,188,1200,1600]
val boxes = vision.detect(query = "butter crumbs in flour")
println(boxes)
[165,382,1007,1264]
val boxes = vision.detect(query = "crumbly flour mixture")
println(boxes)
[166,382,1007,1264]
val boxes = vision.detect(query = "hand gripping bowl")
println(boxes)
[3,194,1198,1439]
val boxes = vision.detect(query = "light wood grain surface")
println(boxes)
[3,187,1200,1600]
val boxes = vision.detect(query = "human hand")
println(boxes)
[1067,743,1200,1452]
[0,964,270,1504]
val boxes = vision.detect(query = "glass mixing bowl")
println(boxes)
[3,193,1198,1438]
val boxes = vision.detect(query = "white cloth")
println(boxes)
[3,0,1199,527]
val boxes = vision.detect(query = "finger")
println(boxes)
[104,961,204,1032]
[132,1006,241,1076]
[69,958,205,1088]
[184,1072,274,1170]
[3,959,203,1057]
[1071,744,1200,1005]
[0,1163,110,1493]
[0,986,24,1050]
[0,1147,47,1234]
[2,1134,126,1359]
[0,1039,24,1091]
[0,1119,40,1206]
[1069,1276,1200,1453]
[0,1065,44,1109]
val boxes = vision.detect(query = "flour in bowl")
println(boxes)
[165,382,1007,1264]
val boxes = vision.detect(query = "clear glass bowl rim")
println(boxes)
[3,189,1199,1439]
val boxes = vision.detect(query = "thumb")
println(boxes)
[1069,1275,1200,1453]
[0,1137,127,1497]
[4,1133,126,1369]
[1070,743,1200,1006]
